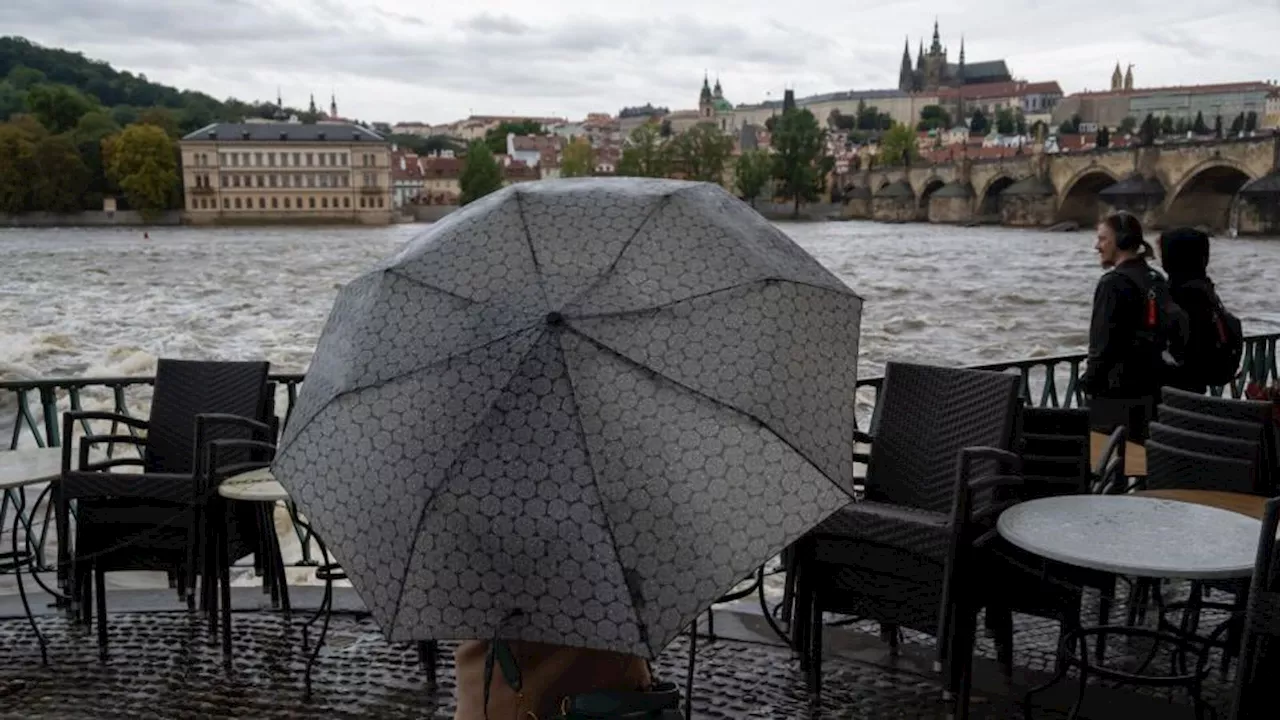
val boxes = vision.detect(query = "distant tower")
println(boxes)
[931,18,943,54]
[698,73,714,118]
[308,93,317,115]
[1124,64,1134,91]
[899,37,915,92]
[782,89,797,112]
[916,39,925,73]
[330,91,338,119]
[958,36,966,84]
[713,77,724,100]
[1111,62,1123,91]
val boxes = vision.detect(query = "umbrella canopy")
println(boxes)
[274,177,862,657]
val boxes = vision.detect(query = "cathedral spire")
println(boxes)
[916,39,925,71]
[931,17,942,54]
[899,37,914,92]
[308,93,317,115]
[330,90,338,119]
[1111,62,1123,91]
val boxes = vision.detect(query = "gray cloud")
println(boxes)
[2,0,1276,123]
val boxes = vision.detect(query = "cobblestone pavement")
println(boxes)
[0,583,1236,719]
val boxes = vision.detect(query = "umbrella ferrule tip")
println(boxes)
[545,312,566,327]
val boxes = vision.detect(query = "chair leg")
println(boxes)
[807,593,824,703]
[95,566,108,663]
[417,641,437,687]
[988,605,1014,676]
[684,623,696,720]
[1096,580,1115,664]
[949,605,979,720]
[220,503,234,672]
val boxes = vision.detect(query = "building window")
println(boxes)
[322,197,329,208]
[294,174,303,188]
[256,175,265,188]
[340,175,348,187]
[272,197,279,209]
[292,152,301,166]
[234,198,242,209]
[223,198,230,209]
[189,197,196,210]
[309,197,316,209]
[284,197,291,209]
[254,152,263,166]
[296,196,302,209]
[230,154,239,167]
[359,197,366,208]
[241,153,250,166]
[259,197,266,209]
[308,175,316,188]
[219,153,228,166]
[269,175,277,188]
[377,197,384,208]
[268,152,276,167]
[343,197,350,208]
[329,153,337,166]
[280,153,288,167]
[232,175,241,188]
[340,153,348,166]
[306,153,314,166]
[318,153,326,167]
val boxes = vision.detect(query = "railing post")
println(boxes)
[39,385,60,447]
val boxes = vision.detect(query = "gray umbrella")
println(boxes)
[274,178,862,657]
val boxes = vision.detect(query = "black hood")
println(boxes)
[1159,227,1210,284]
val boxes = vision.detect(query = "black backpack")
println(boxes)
[1191,280,1244,386]
[1117,264,1187,370]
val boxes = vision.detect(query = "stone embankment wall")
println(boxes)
[1,211,183,227]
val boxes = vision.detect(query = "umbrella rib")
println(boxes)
[282,326,541,456]
[563,325,848,494]
[559,194,672,310]
[555,330,657,658]
[514,190,552,308]
[568,277,860,322]
[387,329,551,634]
[385,268,515,309]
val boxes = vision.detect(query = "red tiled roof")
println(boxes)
[391,150,424,181]
[937,81,1063,100]
[1073,81,1272,99]
[512,135,561,152]
[422,157,462,179]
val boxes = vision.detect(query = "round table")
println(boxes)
[998,495,1262,718]
[0,448,65,489]
[0,449,61,665]
[218,467,288,503]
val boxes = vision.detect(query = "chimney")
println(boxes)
[317,131,326,140]
[207,131,216,140]
[241,130,251,140]
[279,132,288,140]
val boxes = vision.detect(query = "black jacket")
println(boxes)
[1082,258,1178,399]
[1159,228,1216,394]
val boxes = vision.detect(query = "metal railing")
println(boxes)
[3,333,1278,575]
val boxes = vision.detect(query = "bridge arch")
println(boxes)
[918,177,946,208]
[1056,167,1119,226]
[1161,159,1256,231]
[977,175,1017,217]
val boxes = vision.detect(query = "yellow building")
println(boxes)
[179,121,393,224]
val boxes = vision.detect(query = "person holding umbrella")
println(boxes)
[273,179,863,718]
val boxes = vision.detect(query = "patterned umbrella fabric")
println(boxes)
[274,178,862,657]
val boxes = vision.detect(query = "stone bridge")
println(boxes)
[839,134,1280,234]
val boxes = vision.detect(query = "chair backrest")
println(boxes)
[1016,407,1091,499]
[1158,405,1267,443]
[1161,387,1273,424]
[1230,496,1280,720]
[144,360,271,475]
[1144,440,1257,493]
[865,362,1020,513]
[1148,422,1260,463]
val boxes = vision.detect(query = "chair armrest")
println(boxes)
[205,438,277,484]
[63,410,149,431]
[78,434,146,469]
[60,470,197,503]
[959,446,1023,473]
[1092,426,1127,479]
[195,412,274,436]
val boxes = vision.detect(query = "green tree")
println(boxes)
[916,104,951,131]
[0,122,39,212]
[72,110,120,207]
[733,149,771,207]
[830,110,857,131]
[856,103,892,131]
[1162,115,1177,135]
[24,83,96,133]
[994,107,1017,135]
[103,123,178,214]
[458,140,504,204]
[136,107,181,138]
[1213,115,1223,138]
[672,124,733,183]
[484,119,546,155]
[1015,111,1028,136]
[970,108,990,134]
[559,138,595,178]
[1118,116,1138,134]
[616,122,669,178]
[1191,112,1207,135]
[1139,114,1157,146]
[878,122,918,167]
[769,108,829,219]
[30,133,89,211]
[5,65,46,90]
[1096,125,1110,149]
[1175,117,1190,134]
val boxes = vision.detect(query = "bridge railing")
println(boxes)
[3,332,1278,574]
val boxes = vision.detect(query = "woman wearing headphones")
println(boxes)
[1081,211,1187,441]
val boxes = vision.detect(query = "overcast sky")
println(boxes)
[4,0,1277,125]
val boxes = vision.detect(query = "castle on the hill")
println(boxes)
[898,20,1012,92]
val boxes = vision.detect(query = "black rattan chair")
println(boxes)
[57,359,270,660]
[793,362,1021,712]
[1229,495,1280,719]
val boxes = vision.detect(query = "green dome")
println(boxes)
[713,98,734,112]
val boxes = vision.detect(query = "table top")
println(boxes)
[998,494,1262,580]
[219,467,289,503]
[1132,489,1270,521]
[1090,432,1147,477]
[0,448,65,490]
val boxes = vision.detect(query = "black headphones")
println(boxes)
[1110,211,1140,251]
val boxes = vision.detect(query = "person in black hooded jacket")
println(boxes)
[1081,211,1186,440]
[1159,227,1217,394]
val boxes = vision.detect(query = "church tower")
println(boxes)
[699,74,714,118]
[899,37,915,92]
[1124,64,1134,91]
[1111,62,1123,91]
[957,35,966,84]
[308,93,317,115]
[330,92,338,119]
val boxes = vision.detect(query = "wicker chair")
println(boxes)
[57,359,271,660]
[1229,495,1280,719]
[792,362,1021,712]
